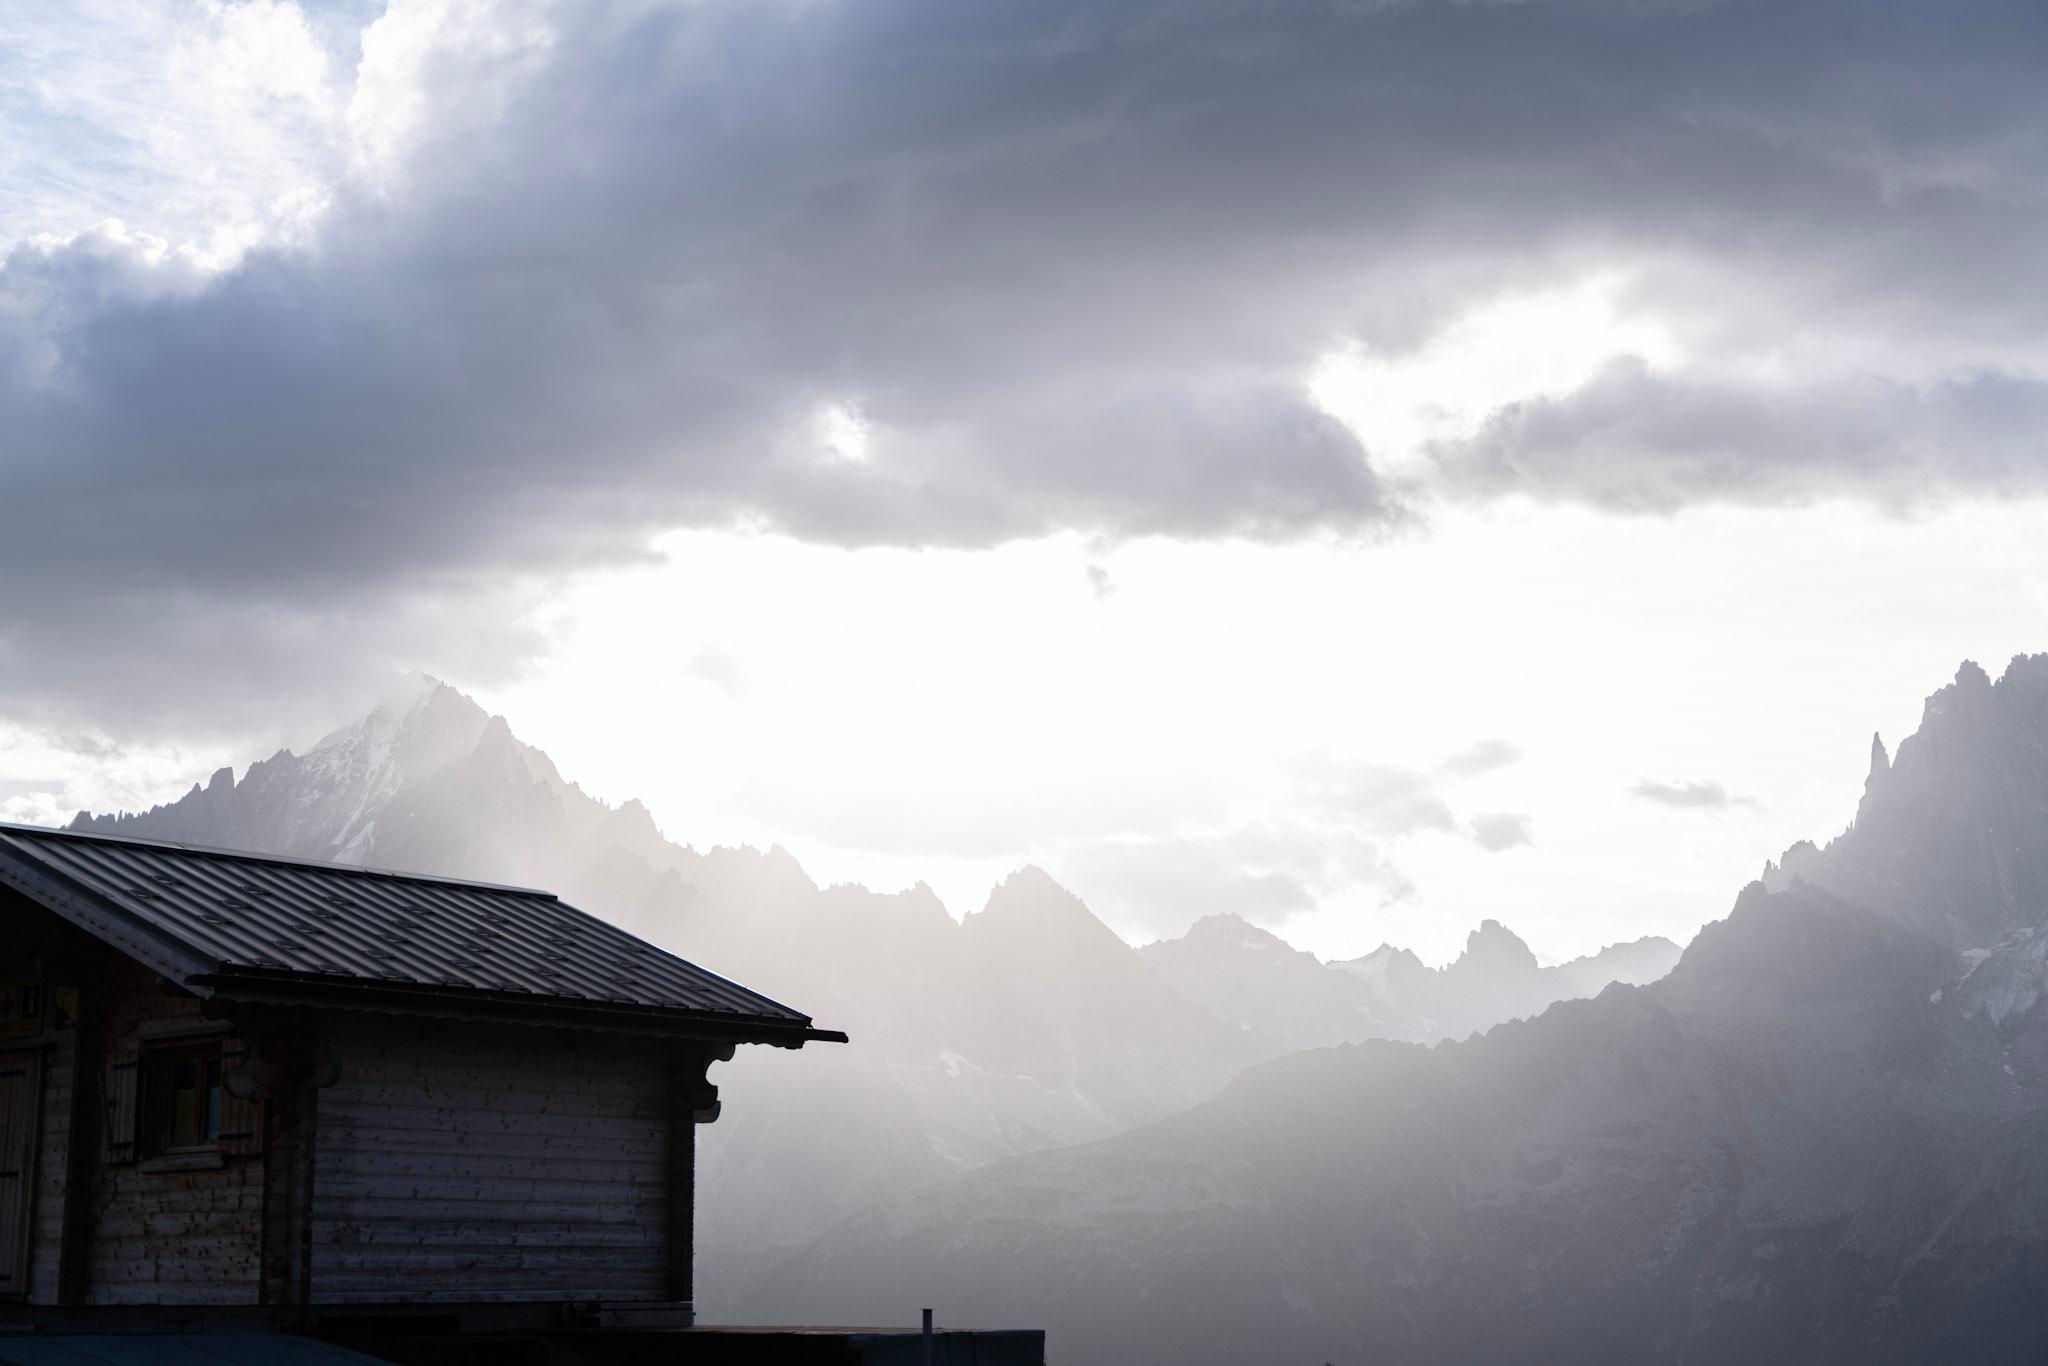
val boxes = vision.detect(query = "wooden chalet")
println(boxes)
[0,821,847,1349]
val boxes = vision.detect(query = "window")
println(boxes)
[142,1040,223,1156]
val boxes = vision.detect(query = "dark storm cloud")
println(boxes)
[1630,778,1757,811]
[1435,361,2048,512]
[6,0,2047,728]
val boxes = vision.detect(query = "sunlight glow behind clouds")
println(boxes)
[1311,275,1684,479]
[814,402,873,465]
[459,500,2048,965]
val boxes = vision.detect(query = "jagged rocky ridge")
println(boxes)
[70,677,1680,1312]
[1143,912,1678,1049]
[747,656,2048,1364]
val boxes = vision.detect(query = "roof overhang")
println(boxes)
[0,837,210,986]
[190,967,851,1047]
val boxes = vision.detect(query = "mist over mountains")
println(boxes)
[751,656,2048,1363]
[66,676,1670,1308]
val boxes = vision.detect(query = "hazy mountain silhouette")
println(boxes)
[71,675,1681,1314]
[746,656,2048,1363]
[70,680,1270,1293]
[1142,913,1678,1050]
[72,680,704,932]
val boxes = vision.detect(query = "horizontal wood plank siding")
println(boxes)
[310,1020,671,1304]
[82,958,264,1310]
[84,956,264,1306]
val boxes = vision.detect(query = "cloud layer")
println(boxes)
[7,0,2048,731]
[1629,778,1757,812]
[1055,746,1531,940]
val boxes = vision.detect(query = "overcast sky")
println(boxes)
[4,0,2046,962]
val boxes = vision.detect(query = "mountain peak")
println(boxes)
[1181,912,1284,948]
[1758,651,2048,944]
[1863,730,1892,803]
[1462,918,1537,963]
[979,865,1084,919]
[613,796,663,838]
[1001,863,1068,895]
[970,866,1125,952]
[900,879,947,915]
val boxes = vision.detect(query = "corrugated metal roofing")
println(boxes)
[0,822,835,1043]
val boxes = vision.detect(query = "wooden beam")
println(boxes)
[664,1041,730,1307]
[54,948,106,1306]
[238,1010,326,1317]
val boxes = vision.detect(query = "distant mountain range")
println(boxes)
[1145,911,1678,1050]
[746,656,2048,1363]
[70,676,1682,1315]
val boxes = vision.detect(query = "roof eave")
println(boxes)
[191,968,849,1048]
[0,840,215,992]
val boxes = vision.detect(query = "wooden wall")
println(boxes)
[84,954,266,1305]
[0,891,698,1314]
[311,1016,674,1304]
[0,897,270,1309]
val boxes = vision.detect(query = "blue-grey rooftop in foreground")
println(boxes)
[0,1334,387,1365]
[0,822,841,1045]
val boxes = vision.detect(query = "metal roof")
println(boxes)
[0,822,841,1046]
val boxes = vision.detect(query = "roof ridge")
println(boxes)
[0,820,557,899]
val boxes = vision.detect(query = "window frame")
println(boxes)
[139,1037,225,1162]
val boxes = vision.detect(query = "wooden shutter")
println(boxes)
[217,1041,265,1157]
[103,1042,139,1165]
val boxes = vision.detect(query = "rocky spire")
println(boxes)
[1860,730,1891,809]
